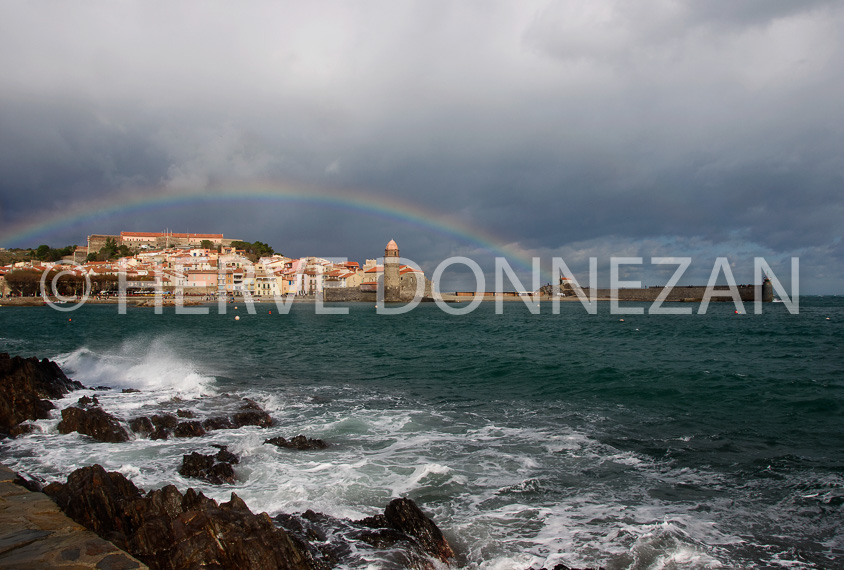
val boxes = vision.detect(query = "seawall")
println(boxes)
[0,463,146,568]
[583,282,772,303]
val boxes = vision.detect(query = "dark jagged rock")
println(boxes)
[44,465,317,570]
[121,388,140,393]
[232,399,273,428]
[175,409,194,418]
[358,498,455,564]
[150,429,170,440]
[264,435,329,450]
[77,395,94,406]
[148,414,179,440]
[202,416,233,431]
[129,416,154,435]
[172,421,205,438]
[8,422,36,437]
[12,472,43,493]
[275,498,455,570]
[43,464,143,540]
[240,398,263,410]
[150,414,178,429]
[274,511,347,567]
[0,353,84,433]
[57,406,130,443]
[211,444,239,465]
[178,448,239,484]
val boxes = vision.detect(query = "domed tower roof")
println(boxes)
[385,239,399,259]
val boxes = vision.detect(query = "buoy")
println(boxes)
[68,318,72,322]
[268,310,272,315]
[235,306,238,310]
[235,315,240,321]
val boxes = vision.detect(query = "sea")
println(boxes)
[1,298,842,569]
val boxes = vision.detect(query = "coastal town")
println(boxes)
[1,230,779,309]
[0,230,426,301]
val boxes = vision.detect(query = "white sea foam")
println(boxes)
[54,337,216,399]
[1,373,809,569]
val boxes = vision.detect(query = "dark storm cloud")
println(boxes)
[0,1,842,291]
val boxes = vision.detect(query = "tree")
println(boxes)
[200,240,214,250]
[5,269,42,296]
[31,244,76,262]
[230,240,275,261]
[86,238,131,262]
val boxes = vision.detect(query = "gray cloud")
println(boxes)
[1,1,842,292]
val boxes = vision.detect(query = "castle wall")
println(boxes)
[86,234,120,255]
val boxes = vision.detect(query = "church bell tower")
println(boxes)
[384,239,400,302]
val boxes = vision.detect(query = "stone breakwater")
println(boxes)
[0,353,458,570]
[0,462,146,568]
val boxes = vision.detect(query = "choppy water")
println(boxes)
[1,298,843,569]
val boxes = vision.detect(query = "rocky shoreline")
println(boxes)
[0,353,458,569]
[1,353,603,570]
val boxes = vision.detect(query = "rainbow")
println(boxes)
[1,183,548,280]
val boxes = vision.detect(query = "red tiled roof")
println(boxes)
[121,232,223,238]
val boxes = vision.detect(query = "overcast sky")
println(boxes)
[1,1,841,292]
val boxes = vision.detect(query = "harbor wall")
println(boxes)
[582,282,772,303]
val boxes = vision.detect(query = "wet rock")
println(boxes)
[175,409,194,418]
[357,498,455,564]
[274,511,346,567]
[77,395,101,406]
[57,406,130,443]
[0,353,83,433]
[12,472,43,493]
[121,388,140,393]
[178,447,239,485]
[264,435,329,450]
[44,464,317,570]
[275,499,455,569]
[128,416,154,435]
[240,398,263,410]
[148,414,179,440]
[8,423,36,437]
[150,414,178,429]
[211,444,239,465]
[172,421,205,438]
[149,429,170,440]
[202,416,233,431]
[231,400,273,428]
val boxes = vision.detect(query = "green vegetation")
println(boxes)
[22,244,77,262]
[86,238,132,262]
[230,240,275,261]
[34,244,72,261]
